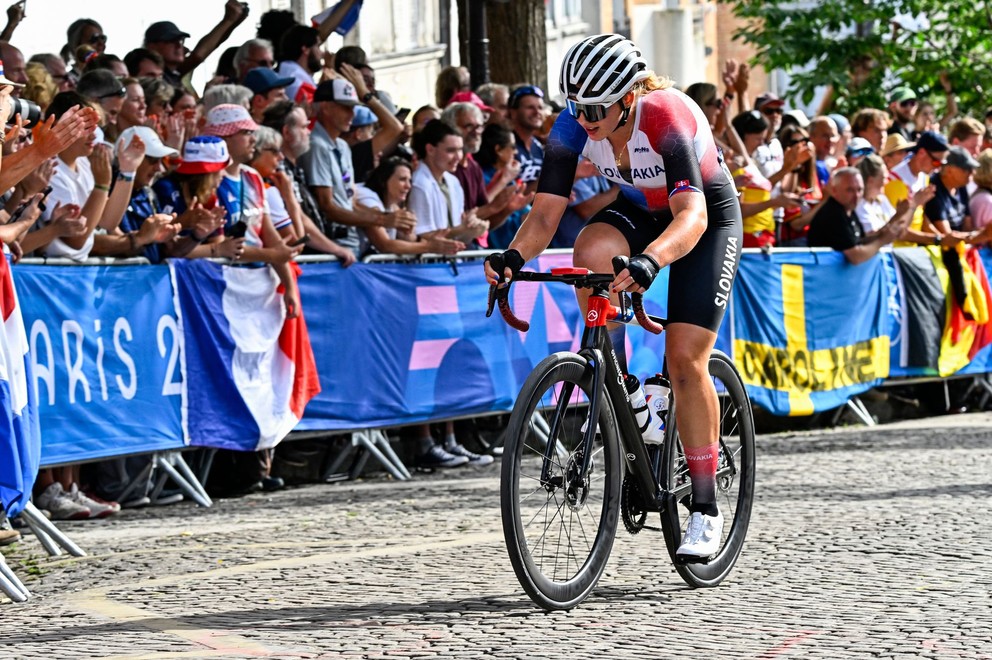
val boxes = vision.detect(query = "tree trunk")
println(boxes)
[456,0,547,91]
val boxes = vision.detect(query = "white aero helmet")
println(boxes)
[559,34,650,105]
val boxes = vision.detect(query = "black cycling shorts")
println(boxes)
[586,192,743,332]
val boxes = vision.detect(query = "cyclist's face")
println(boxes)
[574,101,623,140]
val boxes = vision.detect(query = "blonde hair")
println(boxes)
[23,63,57,111]
[632,72,674,96]
[974,149,992,189]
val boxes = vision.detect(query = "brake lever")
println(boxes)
[486,283,499,318]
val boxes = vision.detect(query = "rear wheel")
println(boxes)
[501,352,621,610]
[662,350,755,587]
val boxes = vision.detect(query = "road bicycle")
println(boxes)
[487,258,755,610]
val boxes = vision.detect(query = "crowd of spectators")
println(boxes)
[697,60,992,259]
[5,3,992,543]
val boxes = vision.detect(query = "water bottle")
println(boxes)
[643,374,670,444]
[624,374,661,444]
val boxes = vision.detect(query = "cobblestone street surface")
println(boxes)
[2,414,991,659]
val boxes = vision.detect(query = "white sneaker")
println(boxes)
[676,511,724,558]
[35,483,91,521]
[68,484,120,519]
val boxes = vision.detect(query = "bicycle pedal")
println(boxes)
[675,554,713,565]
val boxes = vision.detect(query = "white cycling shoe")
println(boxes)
[676,510,724,559]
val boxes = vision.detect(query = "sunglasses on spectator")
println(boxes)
[848,147,874,158]
[565,98,612,122]
[784,137,810,148]
[925,149,947,167]
[762,107,784,115]
[88,33,108,45]
[248,58,274,69]
[706,98,724,109]
[899,99,918,108]
[510,85,544,109]
[98,87,127,99]
[458,122,484,133]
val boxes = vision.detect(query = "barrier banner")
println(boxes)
[16,264,184,466]
[0,257,41,517]
[732,251,889,416]
[171,260,320,450]
[297,260,523,430]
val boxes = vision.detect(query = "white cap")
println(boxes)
[116,126,179,159]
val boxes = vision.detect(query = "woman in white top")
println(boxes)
[354,156,465,256]
[855,155,897,233]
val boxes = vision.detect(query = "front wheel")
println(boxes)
[661,350,756,588]
[501,352,622,610]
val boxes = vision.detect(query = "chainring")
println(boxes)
[620,473,648,534]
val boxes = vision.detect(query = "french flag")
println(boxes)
[170,260,320,450]
[0,254,41,517]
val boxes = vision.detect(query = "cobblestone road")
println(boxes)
[2,414,991,659]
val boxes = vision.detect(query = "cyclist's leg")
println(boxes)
[665,202,742,556]
[665,322,720,494]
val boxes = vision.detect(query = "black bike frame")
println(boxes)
[538,286,682,553]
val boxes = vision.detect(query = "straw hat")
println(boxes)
[880,133,916,157]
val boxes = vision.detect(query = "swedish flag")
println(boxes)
[732,251,890,416]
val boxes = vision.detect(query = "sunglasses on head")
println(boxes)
[848,147,874,158]
[510,85,544,109]
[565,98,612,122]
[99,86,127,100]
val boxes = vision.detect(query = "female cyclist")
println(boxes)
[484,34,743,558]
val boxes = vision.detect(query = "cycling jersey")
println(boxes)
[540,87,737,215]
[538,87,742,332]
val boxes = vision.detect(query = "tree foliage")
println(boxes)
[724,0,992,115]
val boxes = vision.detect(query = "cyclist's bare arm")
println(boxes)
[484,192,568,284]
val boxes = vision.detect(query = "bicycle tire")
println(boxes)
[661,350,755,587]
[501,351,622,610]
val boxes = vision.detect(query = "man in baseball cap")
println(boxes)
[143,2,250,92]
[244,67,294,123]
[113,126,184,263]
[301,71,413,258]
[888,86,918,141]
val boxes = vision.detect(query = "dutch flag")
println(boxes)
[0,254,41,518]
[171,260,320,450]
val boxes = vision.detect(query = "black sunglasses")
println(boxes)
[899,98,918,108]
[784,137,810,148]
[88,33,108,45]
[565,98,613,122]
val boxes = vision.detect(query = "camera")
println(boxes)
[6,97,41,128]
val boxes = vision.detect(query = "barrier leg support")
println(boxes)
[154,452,213,508]
[350,431,409,481]
[19,502,86,557]
[370,430,412,480]
[111,459,154,505]
[0,553,29,602]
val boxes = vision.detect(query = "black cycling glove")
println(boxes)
[626,253,661,290]
[485,249,525,284]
